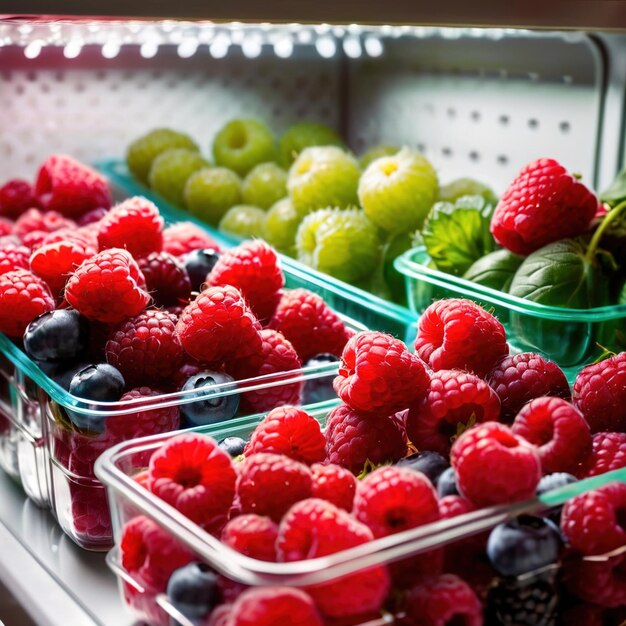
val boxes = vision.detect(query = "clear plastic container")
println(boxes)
[96,409,626,626]
[96,158,419,345]
[395,246,626,381]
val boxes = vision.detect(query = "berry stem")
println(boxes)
[584,199,626,266]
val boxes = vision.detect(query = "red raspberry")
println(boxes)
[405,369,501,456]
[559,604,606,626]
[65,248,151,323]
[405,574,483,626]
[573,352,626,433]
[202,604,231,626]
[561,483,626,556]
[175,285,262,364]
[511,396,591,474]
[221,514,278,562]
[353,466,439,538]
[30,237,96,295]
[439,494,477,519]
[236,453,312,522]
[0,243,30,275]
[0,269,54,337]
[269,289,352,361]
[243,406,325,465]
[415,298,508,377]
[487,352,571,423]
[137,251,192,307]
[0,219,12,237]
[227,329,303,413]
[148,433,236,530]
[35,154,112,217]
[97,197,164,257]
[14,208,75,240]
[333,331,430,414]
[227,587,323,626]
[77,207,109,226]
[104,387,180,442]
[490,158,598,255]
[578,431,626,478]
[311,463,357,511]
[105,309,184,386]
[41,226,98,250]
[120,515,193,592]
[451,422,541,507]
[325,404,407,474]
[207,240,284,322]
[162,221,221,257]
[0,179,39,218]
[277,498,390,618]
[565,553,626,608]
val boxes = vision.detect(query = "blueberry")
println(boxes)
[24,310,89,363]
[487,515,562,577]
[536,472,578,525]
[302,353,340,404]
[184,248,221,291]
[166,561,219,621]
[180,371,239,427]
[437,467,459,498]
[49,361,90,390]
[67,363,125,432]
[218,436,247,457]
[396,450,449,485]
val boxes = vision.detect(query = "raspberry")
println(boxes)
[565,553,626,608]
[35,154,112,217]
[243,406,325,465]
[0,219,12,237]
[14,208,75,240]
[97,196,164,257]
[0,269,54,337]
[175,285,262,363]
[405,369,501,456]
[324,404,407,474]
[105,387,180,442]
[311,463,357,511]
[202,604,231,626]
[0,179,39,218]
[276,498,390,618]
[451,422,541,507]
[573,352,626,433]
[237,453,312,522]
[105,310,183,386]
[333,331,429,414]
[65,248,151,323]
[120,515,193,592]
[561,483,626,556]
[269,289,352,362]
[137,251,192,307]
[162,222,222,258]
[405,574,483,626]
[148,433,236,530]
[491,158,598,255]
[41,226,98,250]
[227,329,302,413]
[227,587,323,626]
[439,494,477,519]
[0,243,30,275]
[29,237,96,295]
[295,208,382,284]
[578,431,626,478]
[77,207,108,226]
[487,352,571,423]
[207,241,284,322]
[415,298,509,377]
[221,514,278,562]
[511,396,591,474]
[353,466,439,538]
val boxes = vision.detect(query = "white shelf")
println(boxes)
[0,472,134,626]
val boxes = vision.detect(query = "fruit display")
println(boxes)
[0,155,362,546]
[124,120,458,304]
[101,297,626,625]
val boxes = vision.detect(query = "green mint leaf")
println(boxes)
[463,248,524,292]
[600,168,626,206]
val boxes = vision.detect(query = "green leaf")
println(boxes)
[600,168,626,206]
[463,248,524,292]
[508,239,603,308]
[421,195,497,276]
